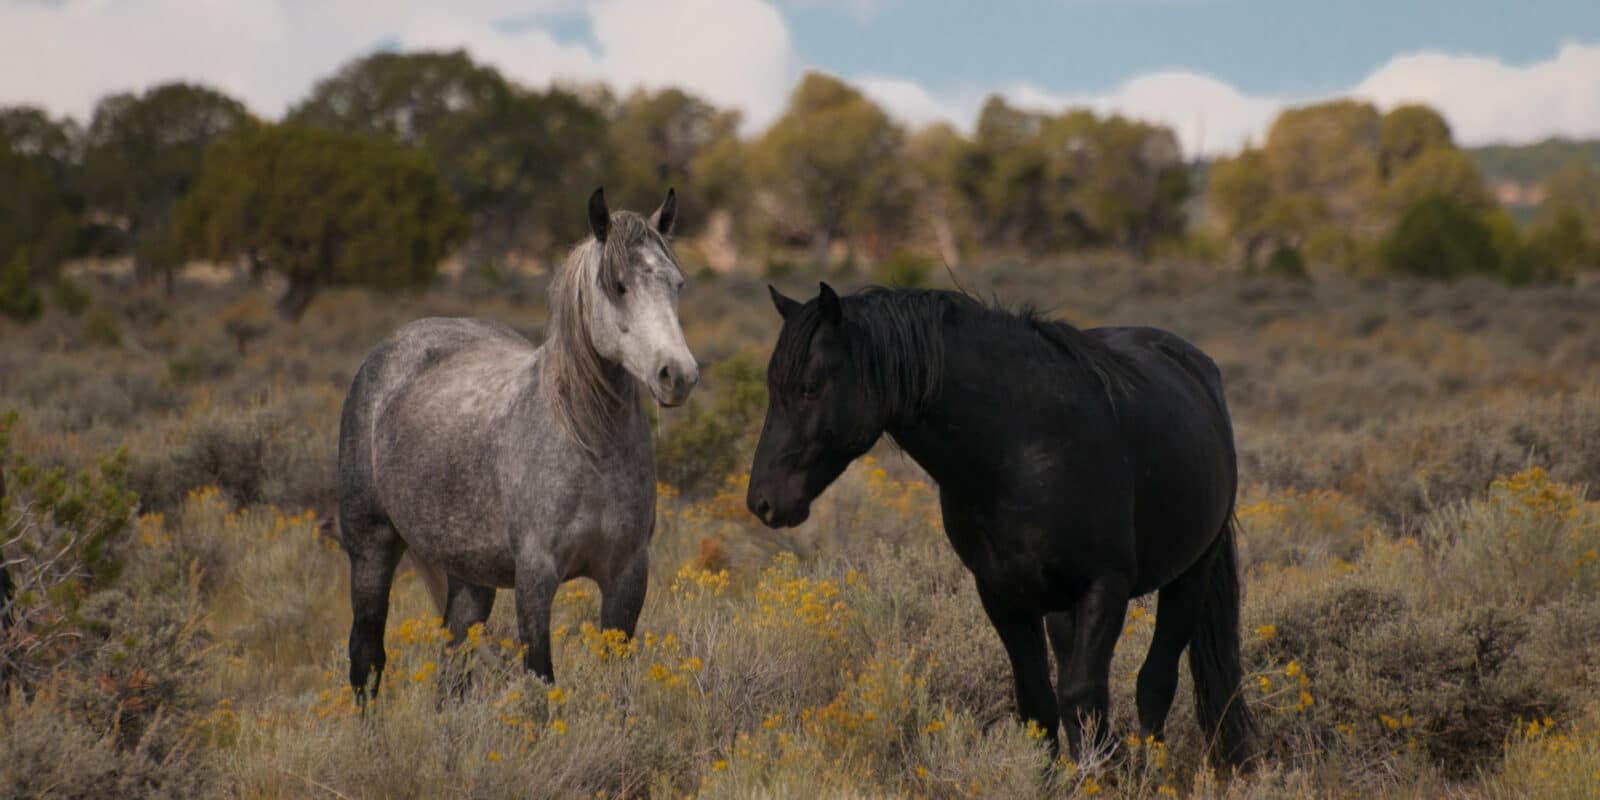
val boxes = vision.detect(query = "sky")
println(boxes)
[2,0,1599,157]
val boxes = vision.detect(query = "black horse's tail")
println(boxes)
[1189,514,1257,769]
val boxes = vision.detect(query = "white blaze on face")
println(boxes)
[593,242,699,407]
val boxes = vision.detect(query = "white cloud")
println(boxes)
[0,0,800,129]
[2,1,1599,156]
[1352,41,1600,146]
[863,43,1600,157]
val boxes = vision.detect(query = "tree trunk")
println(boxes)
[275,274,316,321]
[246,247,267,286]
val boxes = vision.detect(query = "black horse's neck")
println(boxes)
[879,296,1120,499]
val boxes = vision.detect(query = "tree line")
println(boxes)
[3,49,1599,320]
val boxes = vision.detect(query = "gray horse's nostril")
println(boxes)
[657,365,673,386]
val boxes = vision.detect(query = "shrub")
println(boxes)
[655,355,767,497]
[1379,195,1500,280]
[1263,244,1308,280]
[873,251,936,288]
[0,250,41,322]
[83,309,122,348]
[52,276,91,316]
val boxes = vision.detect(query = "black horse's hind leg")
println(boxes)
[1136,562,1206,742]
[514,553,561,683]
[599,546,649,638]
[1057,577,1131,760]
[346,519,405,707]
[977,587,1060,756]
[1044,610,1077,731]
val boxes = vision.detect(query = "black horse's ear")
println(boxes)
[818,282,842,325]
[650,187,677,235]
[769,284,800,319]
[588,186,610,242]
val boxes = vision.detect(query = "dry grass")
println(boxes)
[2,258,1599,798]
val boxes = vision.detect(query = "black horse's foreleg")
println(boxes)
[978,589,1060,756]
[514,554,560,683]
[599,546,649,638]
[1058,577,1130,759]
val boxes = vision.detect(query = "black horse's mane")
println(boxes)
[771,286,1138,422]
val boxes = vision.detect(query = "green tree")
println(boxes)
[79,83,255,291]
[1539,157,1600,229]
[752,72,912,263]
[292,50,608,260]
[1380,195,1500,280]
[175,125,464,320]
[0,107,82,276]
[608,88,743,232]
[1261,100,1384,260]
[1380,104,1453,178]
[1208,147,1279,267]
[951,97,1189,256]
[956,96,1051,250]
[1383,147,1493,216]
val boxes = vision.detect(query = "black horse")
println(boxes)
[747,283,1256,768]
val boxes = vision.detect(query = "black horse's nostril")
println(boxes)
[752,495,773,523]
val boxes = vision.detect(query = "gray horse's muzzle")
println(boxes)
[651,358,699,407]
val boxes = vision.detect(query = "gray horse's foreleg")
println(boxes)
[346,520,405,706]
[514,553,560,683]
[600,546,649,637]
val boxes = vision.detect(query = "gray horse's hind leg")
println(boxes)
[514,553,561,682]
[408,555,449,618]
[600,546,649,637]
[444,577,497,644]
[346,517,405,706]
[442,577,497,699]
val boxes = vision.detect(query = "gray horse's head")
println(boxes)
[582,187,699,406]
[553,187,697,412]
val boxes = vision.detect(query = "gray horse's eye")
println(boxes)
[615,281,627,296]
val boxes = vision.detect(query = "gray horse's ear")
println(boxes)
[769,284,800,319]
[651,187,677,235]
[818,282,842,325]
[588,186,610,242]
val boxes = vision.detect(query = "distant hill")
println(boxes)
[1467,138,1600,184]
[1465,138,1600,221]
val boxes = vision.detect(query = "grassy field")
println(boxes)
[2,258,1599,798]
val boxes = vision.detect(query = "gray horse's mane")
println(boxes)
[540,212,676,456]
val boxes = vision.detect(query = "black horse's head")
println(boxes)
[747,283,886,528]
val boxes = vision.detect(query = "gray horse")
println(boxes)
[337,188,697,700]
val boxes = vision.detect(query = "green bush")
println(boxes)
[1379,195,1500,280]
[83,309,122,348]
[655,355,767,496]
[1506,209,1595,284]
[52,276,91,316]
[0,250,42,322]
[1264,244,1309,280]
[872,251,936,288]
